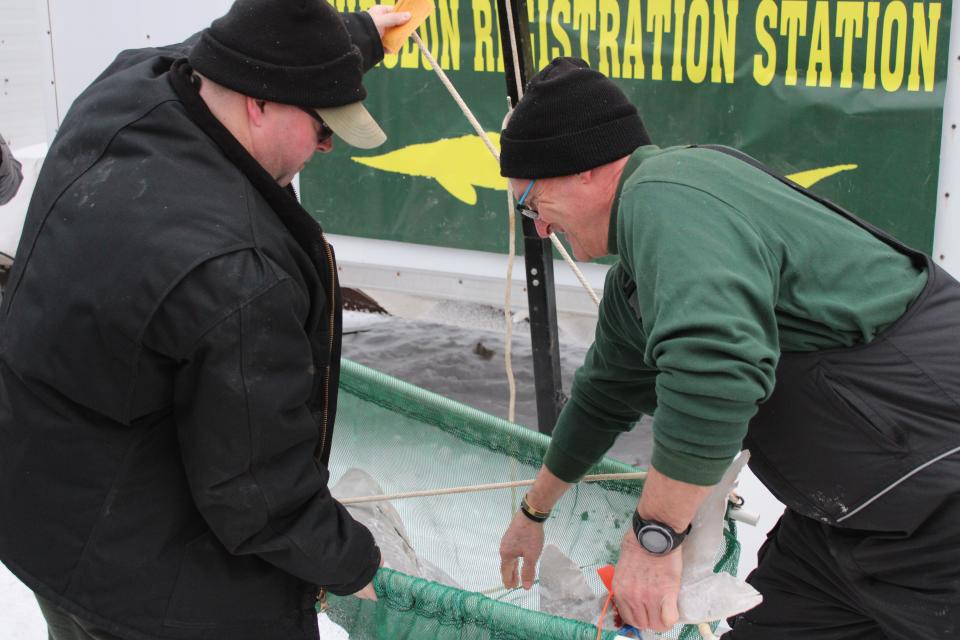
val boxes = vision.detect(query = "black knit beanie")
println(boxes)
[500,57,651,178]
[189,0,365,108]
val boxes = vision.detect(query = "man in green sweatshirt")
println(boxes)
[497,57,960,640]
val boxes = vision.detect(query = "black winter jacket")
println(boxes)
[0,14,383,640]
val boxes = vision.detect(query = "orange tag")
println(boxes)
[382,0,435,54]
[597,564,616,592]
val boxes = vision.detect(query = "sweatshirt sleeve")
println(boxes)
[342,11,385,73]
[624,181,781,485]
[147,252,379,596]
[544,265,659,482]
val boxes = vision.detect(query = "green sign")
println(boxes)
[303,0,951,254]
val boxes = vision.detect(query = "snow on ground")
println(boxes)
[0,564,45,639]
[0,564,349,639]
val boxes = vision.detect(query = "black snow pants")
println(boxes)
[698,146,960,639]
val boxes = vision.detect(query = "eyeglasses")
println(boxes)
[515,180,539,220]
[298,106,335,144]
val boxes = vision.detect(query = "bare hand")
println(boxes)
[353,581,378,601]
[611,531,682,632]
[367,5,411,38]
[353,552,384,601]
[499,511,544,590]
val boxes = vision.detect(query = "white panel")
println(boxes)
[328,233,608,317]
[46,0,233,126]
[0,0,49,147]
[934,6,960,279]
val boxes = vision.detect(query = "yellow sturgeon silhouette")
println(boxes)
[353,133,506,205]
[353,135,857,202]
[787,164,858,189]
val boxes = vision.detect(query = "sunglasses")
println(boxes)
[298,106,335,144]
[515,180,539,220]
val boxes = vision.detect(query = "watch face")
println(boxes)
[639,526,672,555]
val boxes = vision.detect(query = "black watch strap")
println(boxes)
[632,512,692,556]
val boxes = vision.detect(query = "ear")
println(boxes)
[578,169,594,184]
[246,97,267,127]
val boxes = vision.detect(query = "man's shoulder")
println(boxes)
[624,145,743,191]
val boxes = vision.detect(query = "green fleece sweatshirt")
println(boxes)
[544,145,928,486]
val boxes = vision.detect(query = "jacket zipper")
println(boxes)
[318,232,336,459]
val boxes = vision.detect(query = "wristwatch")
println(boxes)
[632,512,691,556]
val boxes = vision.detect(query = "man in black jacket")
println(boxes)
[0,1,409,639]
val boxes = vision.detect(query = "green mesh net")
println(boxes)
[325,359,741,640]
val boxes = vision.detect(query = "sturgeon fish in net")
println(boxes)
[538,544,615,625]
[331,468,460,588]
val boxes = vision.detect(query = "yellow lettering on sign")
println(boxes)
[536,0,551,70]
[908,2,941,92]
[400,28,420,68]
[524,0,539,69]
[439,0,461,70]
[551,0,574,59]
[622,0,646,79]
[648,0,672,81]
[806,1,832,87]
[672,0,687,81]
[711,0,738,84]
[780,1,807,87]
[880,0,907,92]
[573,0,597,64]
[598,0,622,77]
[472,0,498,72]
[358,0,944,92]
[835,2,863,88]
[863,2,881,89]
[419,10,442,70]
[753,0,777,87]
[686,0,710,84]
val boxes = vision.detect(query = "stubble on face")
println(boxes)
[252,103,328,187]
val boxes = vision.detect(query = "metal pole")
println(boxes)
[495,0,565,434]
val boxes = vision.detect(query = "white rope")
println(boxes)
[504,142,519,512]
[411,33,498,160]
[548,234,601,306]
[411,31,601,308]
[410,25,604,518]
[339,471,648,505]
[501,110,519,433]
[502,0,525,100]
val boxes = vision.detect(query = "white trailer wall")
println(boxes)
[934,8,960,280]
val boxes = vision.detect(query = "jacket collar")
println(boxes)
[168,59,343,466]
[607,145,661,255]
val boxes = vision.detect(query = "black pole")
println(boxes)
[494,0,565,434]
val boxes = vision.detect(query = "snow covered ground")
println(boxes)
[0,565,44,639]
[0,564,350,639]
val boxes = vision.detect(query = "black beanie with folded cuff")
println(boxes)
[500,57,652,179]
[188,0,366,108]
